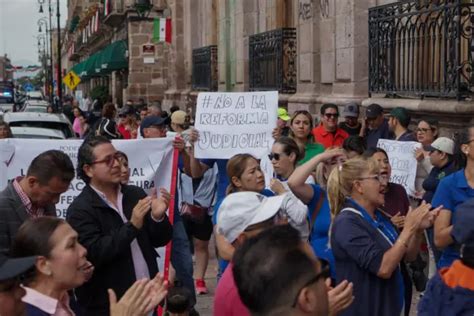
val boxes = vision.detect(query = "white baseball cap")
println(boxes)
[425,137,454,155]
[217,192,285,243]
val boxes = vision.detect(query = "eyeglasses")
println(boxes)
[90,152,123,167]
[358,174,389,184]
[268,153,284,161]
[416,128,430,133]
[291,259,330,308]
[324,113,339,119]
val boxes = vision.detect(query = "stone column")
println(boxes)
[288,0,321,113]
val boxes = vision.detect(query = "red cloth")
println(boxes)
[312,124,348,149]
[441,260,474,291]
[117,124,132,139]
[213,263,251,316]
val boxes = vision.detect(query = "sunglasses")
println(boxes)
[358,174,389,184]
[291,259,331,308]
[268,153,283,161]
[416,128,431,133]
[324,113,339,119]
[90,152,123,167]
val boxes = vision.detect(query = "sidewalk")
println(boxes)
[193,242,218,316]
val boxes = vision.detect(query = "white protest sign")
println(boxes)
[0,138,175,218]
[194,91,278,159]
[377,139,421,197]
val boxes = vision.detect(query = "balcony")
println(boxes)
[192,45,218,91]
[249,28,296,94]
[369,0,474,100]
[103,0,126,27]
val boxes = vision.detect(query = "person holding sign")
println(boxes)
[289,110,325,165]
[327,157,440,316]
[432,126,474,269]
[66,136,173,315]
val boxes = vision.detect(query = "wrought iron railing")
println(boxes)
[249,28,297,94]
[192,45,218,91]
[369,0,474,100]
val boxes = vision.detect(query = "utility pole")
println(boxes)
[57,0,62,111]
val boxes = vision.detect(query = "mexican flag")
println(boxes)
[153,17,171,44]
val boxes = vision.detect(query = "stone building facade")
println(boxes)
[63,0,474,134]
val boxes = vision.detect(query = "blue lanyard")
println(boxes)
[346,198,398,244]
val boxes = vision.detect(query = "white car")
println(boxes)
[22,100,50,113]
[2,112,75,139]
[26,91,44,100]
[10,126,66,139]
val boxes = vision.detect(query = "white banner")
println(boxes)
[0,138,175,217]
[377,139,421,197]
[194,91,278,159]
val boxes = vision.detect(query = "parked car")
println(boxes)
[10,126,66,139]
[0,89,15,112]
[21,100,50,112]
[2,112,75,138]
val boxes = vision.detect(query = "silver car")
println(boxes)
[2,112,75,139]
[10,126,66,139]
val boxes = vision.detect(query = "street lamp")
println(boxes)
[38,0,44,13]
[38,17,53,101]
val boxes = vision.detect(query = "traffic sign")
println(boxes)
[63,71,81,90]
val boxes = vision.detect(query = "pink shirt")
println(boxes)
[213,263,251,316]
[22,286,74,316]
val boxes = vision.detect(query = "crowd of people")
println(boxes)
[0,98,473,316]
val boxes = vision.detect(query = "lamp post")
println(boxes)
[134,0,153,19]
[38,17,53,101]
[56,0,62,111]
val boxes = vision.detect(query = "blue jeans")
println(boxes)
[171,213,196,306]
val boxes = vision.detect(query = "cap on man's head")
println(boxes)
[140,115,166,137]
[277,108,290,121]
[425,137,454,155]
[452,198,474,249]
[389,107,411,127]
[217,192,285,243]
[0,256,36,282]
[342,102,359,118]
[171,110,188,125]
[365,103,383,119]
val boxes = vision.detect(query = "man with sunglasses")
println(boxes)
[0,255,36,316]
[66,136,173,315]
[312,103,349,149]
[0,150,75,256]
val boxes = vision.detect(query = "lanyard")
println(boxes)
[345,198,398,244]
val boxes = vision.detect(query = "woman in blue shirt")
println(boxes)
[433,125,474,268]
[287,147,346,279]
[327,157,440,316]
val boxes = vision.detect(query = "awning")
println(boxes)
[68,40,128,80]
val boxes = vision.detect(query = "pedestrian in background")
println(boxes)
[289,110,325,164]
[312,104,349,149]
[339,102,362,136]
[0,120,12,138]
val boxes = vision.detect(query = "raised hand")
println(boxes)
[327,279,354,316]
[151,188,170,220]
[130,197,152,229]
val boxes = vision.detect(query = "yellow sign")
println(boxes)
[63,71,81,90]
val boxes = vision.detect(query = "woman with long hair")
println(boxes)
[414,119,438,199]
[288,110,325,164]
[327,157,440,316]
[0,120,13,139]
[288,147,346,279]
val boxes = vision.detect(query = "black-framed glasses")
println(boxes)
[268,153,283,161]
[358,174,389,184]
[291,259,331,308]
[324,113,339,119]
[90,152,122,167]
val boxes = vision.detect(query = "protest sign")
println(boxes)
[377,139,421,197]
[194,91,278,159]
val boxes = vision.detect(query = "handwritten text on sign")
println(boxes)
[194,91,278,159]
[377,139,421,197]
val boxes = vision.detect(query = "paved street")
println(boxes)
[194,242,217,316]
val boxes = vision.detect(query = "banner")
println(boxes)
[194,91,278,159]
[377,139,421,197]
